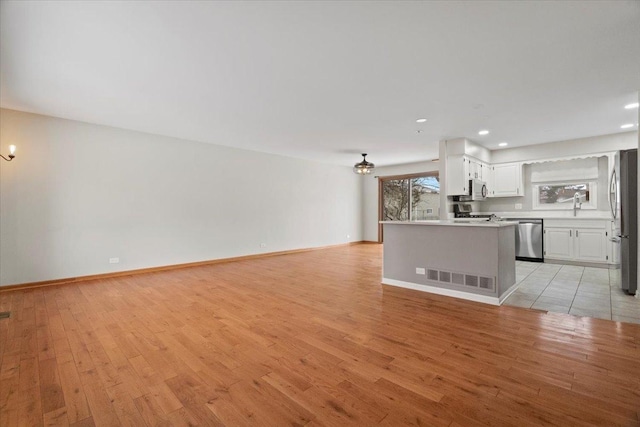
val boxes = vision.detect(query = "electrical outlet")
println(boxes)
[109,257,120,264]
[515,203,523,210]
[260,243,267,248]
[416,268,426,275]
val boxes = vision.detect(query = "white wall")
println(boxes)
[362,161,439,242]
[490,132,636,164]
[0,109,362,286]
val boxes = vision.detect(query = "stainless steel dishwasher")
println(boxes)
[505,218,544,262]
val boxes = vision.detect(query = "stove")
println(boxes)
[453,203,492,218]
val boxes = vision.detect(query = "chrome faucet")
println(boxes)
[573,193,582,216]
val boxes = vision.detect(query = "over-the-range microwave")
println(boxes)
[470,179,488,201]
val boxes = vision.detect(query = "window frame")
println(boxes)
[532,181,598,211]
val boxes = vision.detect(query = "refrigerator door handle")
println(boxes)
[609,169,617,219]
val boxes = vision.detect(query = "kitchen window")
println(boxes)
[532,182,597,210]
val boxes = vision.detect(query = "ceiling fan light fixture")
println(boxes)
[353,153,375,175]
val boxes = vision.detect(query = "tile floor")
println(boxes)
[503,261,640,324]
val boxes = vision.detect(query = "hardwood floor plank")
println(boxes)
[147,381,184,415]
[159,407,193,427]
[19,356,40,392]
[104,382,147,427]
[57,359,91,424]
[133,394,172,427]
[226,378,312,426]
[43,406,69,426]
[372,377,452,426]
[0,357,21,426]
[165,370,218,408]
[36,325,57,362]
[203,398,249,427]
[263,370,369,426]
[2,244,640,426]
[68,416,95,427]
[65,331,95,374]
[39,358,65,414]
[77,369,120,427]
[18,386,43,427]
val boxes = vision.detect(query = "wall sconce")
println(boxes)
[0,145,16,162]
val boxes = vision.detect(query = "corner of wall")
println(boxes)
[439,139,448,219]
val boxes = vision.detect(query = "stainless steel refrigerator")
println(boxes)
[611,149,637,295]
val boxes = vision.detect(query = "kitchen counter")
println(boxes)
[380,220,517,228]
[381,221,517,305]
[476,212,613,220]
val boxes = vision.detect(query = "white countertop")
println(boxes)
[380,220,517,228]
[476,211,613,220]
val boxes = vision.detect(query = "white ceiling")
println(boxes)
[1,1,639,166]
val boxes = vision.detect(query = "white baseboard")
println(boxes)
[544,258,614,269]
[382,277,501,306]
[498,281,520,304]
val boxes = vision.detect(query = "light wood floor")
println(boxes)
[1,244,639,426]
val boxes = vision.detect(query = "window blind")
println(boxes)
[530,157,599,183]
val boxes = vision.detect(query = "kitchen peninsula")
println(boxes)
[381,220,517,305]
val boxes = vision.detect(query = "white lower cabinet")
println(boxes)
[544,220,610,263]
[544,228,573,259]
[574,229,607,262]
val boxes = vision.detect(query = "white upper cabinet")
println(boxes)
[444,138,493,196]
[469,159,490,181]
[488,163,523,198]
[446,155,471,196]
[446,155,494,196]
[477,160,490,184]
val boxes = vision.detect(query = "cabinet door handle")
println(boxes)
[570,230,572,237]
[576,230,579,237]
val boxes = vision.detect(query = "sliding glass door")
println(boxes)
[379,172,440,242]
[382,179,410,221]
[410,175,440,220]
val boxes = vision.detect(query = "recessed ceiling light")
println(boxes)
[624,102,639,109]
[498,142,508,147]
[478,130,489,136]
[416,118,427,123]
[621,124,635,129]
